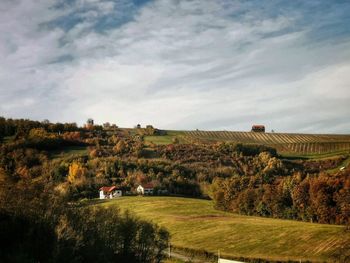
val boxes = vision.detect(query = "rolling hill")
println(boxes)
[183,130,350,155]
[95,196,350,263]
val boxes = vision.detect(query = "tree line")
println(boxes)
[0,117,170,262]
[210,164,350,225]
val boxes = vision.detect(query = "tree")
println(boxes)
[56,207,169,262]
[114,140,127,154]
[67,162,87,185]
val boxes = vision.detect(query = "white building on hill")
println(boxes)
[99,186,122,199]
[137,183,154,195]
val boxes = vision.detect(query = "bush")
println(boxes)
[234,143,277,157]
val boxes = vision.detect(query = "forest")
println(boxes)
[0,116,349,261]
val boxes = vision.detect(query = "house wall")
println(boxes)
[144,188,153,195]
[137,186,154,195]
[100,190,122,199]
[137,185,144,195]
[113,190,122,197]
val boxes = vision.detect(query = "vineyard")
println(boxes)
[184,130,350,155]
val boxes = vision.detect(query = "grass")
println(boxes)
[49,145,88,159]
[95,196,349,262]
[144,130,186,145]
[163,259,185,263]
[281,150,350,174]
[281,150,350,160]
[326,155,350,174]
[1,135,15,143]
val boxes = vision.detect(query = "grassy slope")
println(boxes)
[95,196,349,262]
[49,145,88,159]
[281,151,350,173]
[144,131,186,145]
[142,128,350,165]
[326,155,350,173]
[281,150,350,159]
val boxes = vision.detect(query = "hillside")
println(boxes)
[1,118,349,262]
[139,128,350,156]
[96,196,350,263]
[183,130,350,155]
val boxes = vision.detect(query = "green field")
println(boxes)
[281,150,350,160]
[49,145,88,158]
[144,130,186,145]
[95,196,349,262]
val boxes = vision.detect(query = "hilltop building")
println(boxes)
[251,125,265,132]
[103,122,110,129]
[87,118,94,126]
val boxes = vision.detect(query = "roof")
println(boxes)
[140,183,154,189]
[252,125,265,128]
[99,186,118,192]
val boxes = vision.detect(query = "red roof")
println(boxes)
[252,125,265,128]
[99,186,118,192]
[141,183,154,189]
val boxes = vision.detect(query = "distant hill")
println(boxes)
[184,130,350,155]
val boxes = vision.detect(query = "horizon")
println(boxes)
[3,115,350,135]
[1,0,350,133]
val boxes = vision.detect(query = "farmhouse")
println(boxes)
[99,186,122,199]
[137,183,154,195]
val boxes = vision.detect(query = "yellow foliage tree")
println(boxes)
[67,162,87,184]
[28,128,56,139]
[113,140,126,154]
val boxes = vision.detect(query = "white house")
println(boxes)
[136,183,154,195]
[99,186,122,199]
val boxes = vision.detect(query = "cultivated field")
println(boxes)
[185,130,350,155]
[95,196,350,262]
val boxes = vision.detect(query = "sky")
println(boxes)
[0,0,350,133]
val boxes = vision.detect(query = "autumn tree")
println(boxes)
[67,161,88,185]
[113,140,127,154]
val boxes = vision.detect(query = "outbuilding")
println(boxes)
[136,183,154,195]
[251,125,265,132]
[99,186,122,199]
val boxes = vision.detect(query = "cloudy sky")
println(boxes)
[1,0,350,133]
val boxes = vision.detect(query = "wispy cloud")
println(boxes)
[1,0,350,133]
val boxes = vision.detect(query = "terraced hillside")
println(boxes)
[185,131,350,155]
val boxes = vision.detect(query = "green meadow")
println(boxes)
[95,196,349,262]
[144,130,186,145]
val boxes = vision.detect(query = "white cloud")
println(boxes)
[0,0,350,133]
